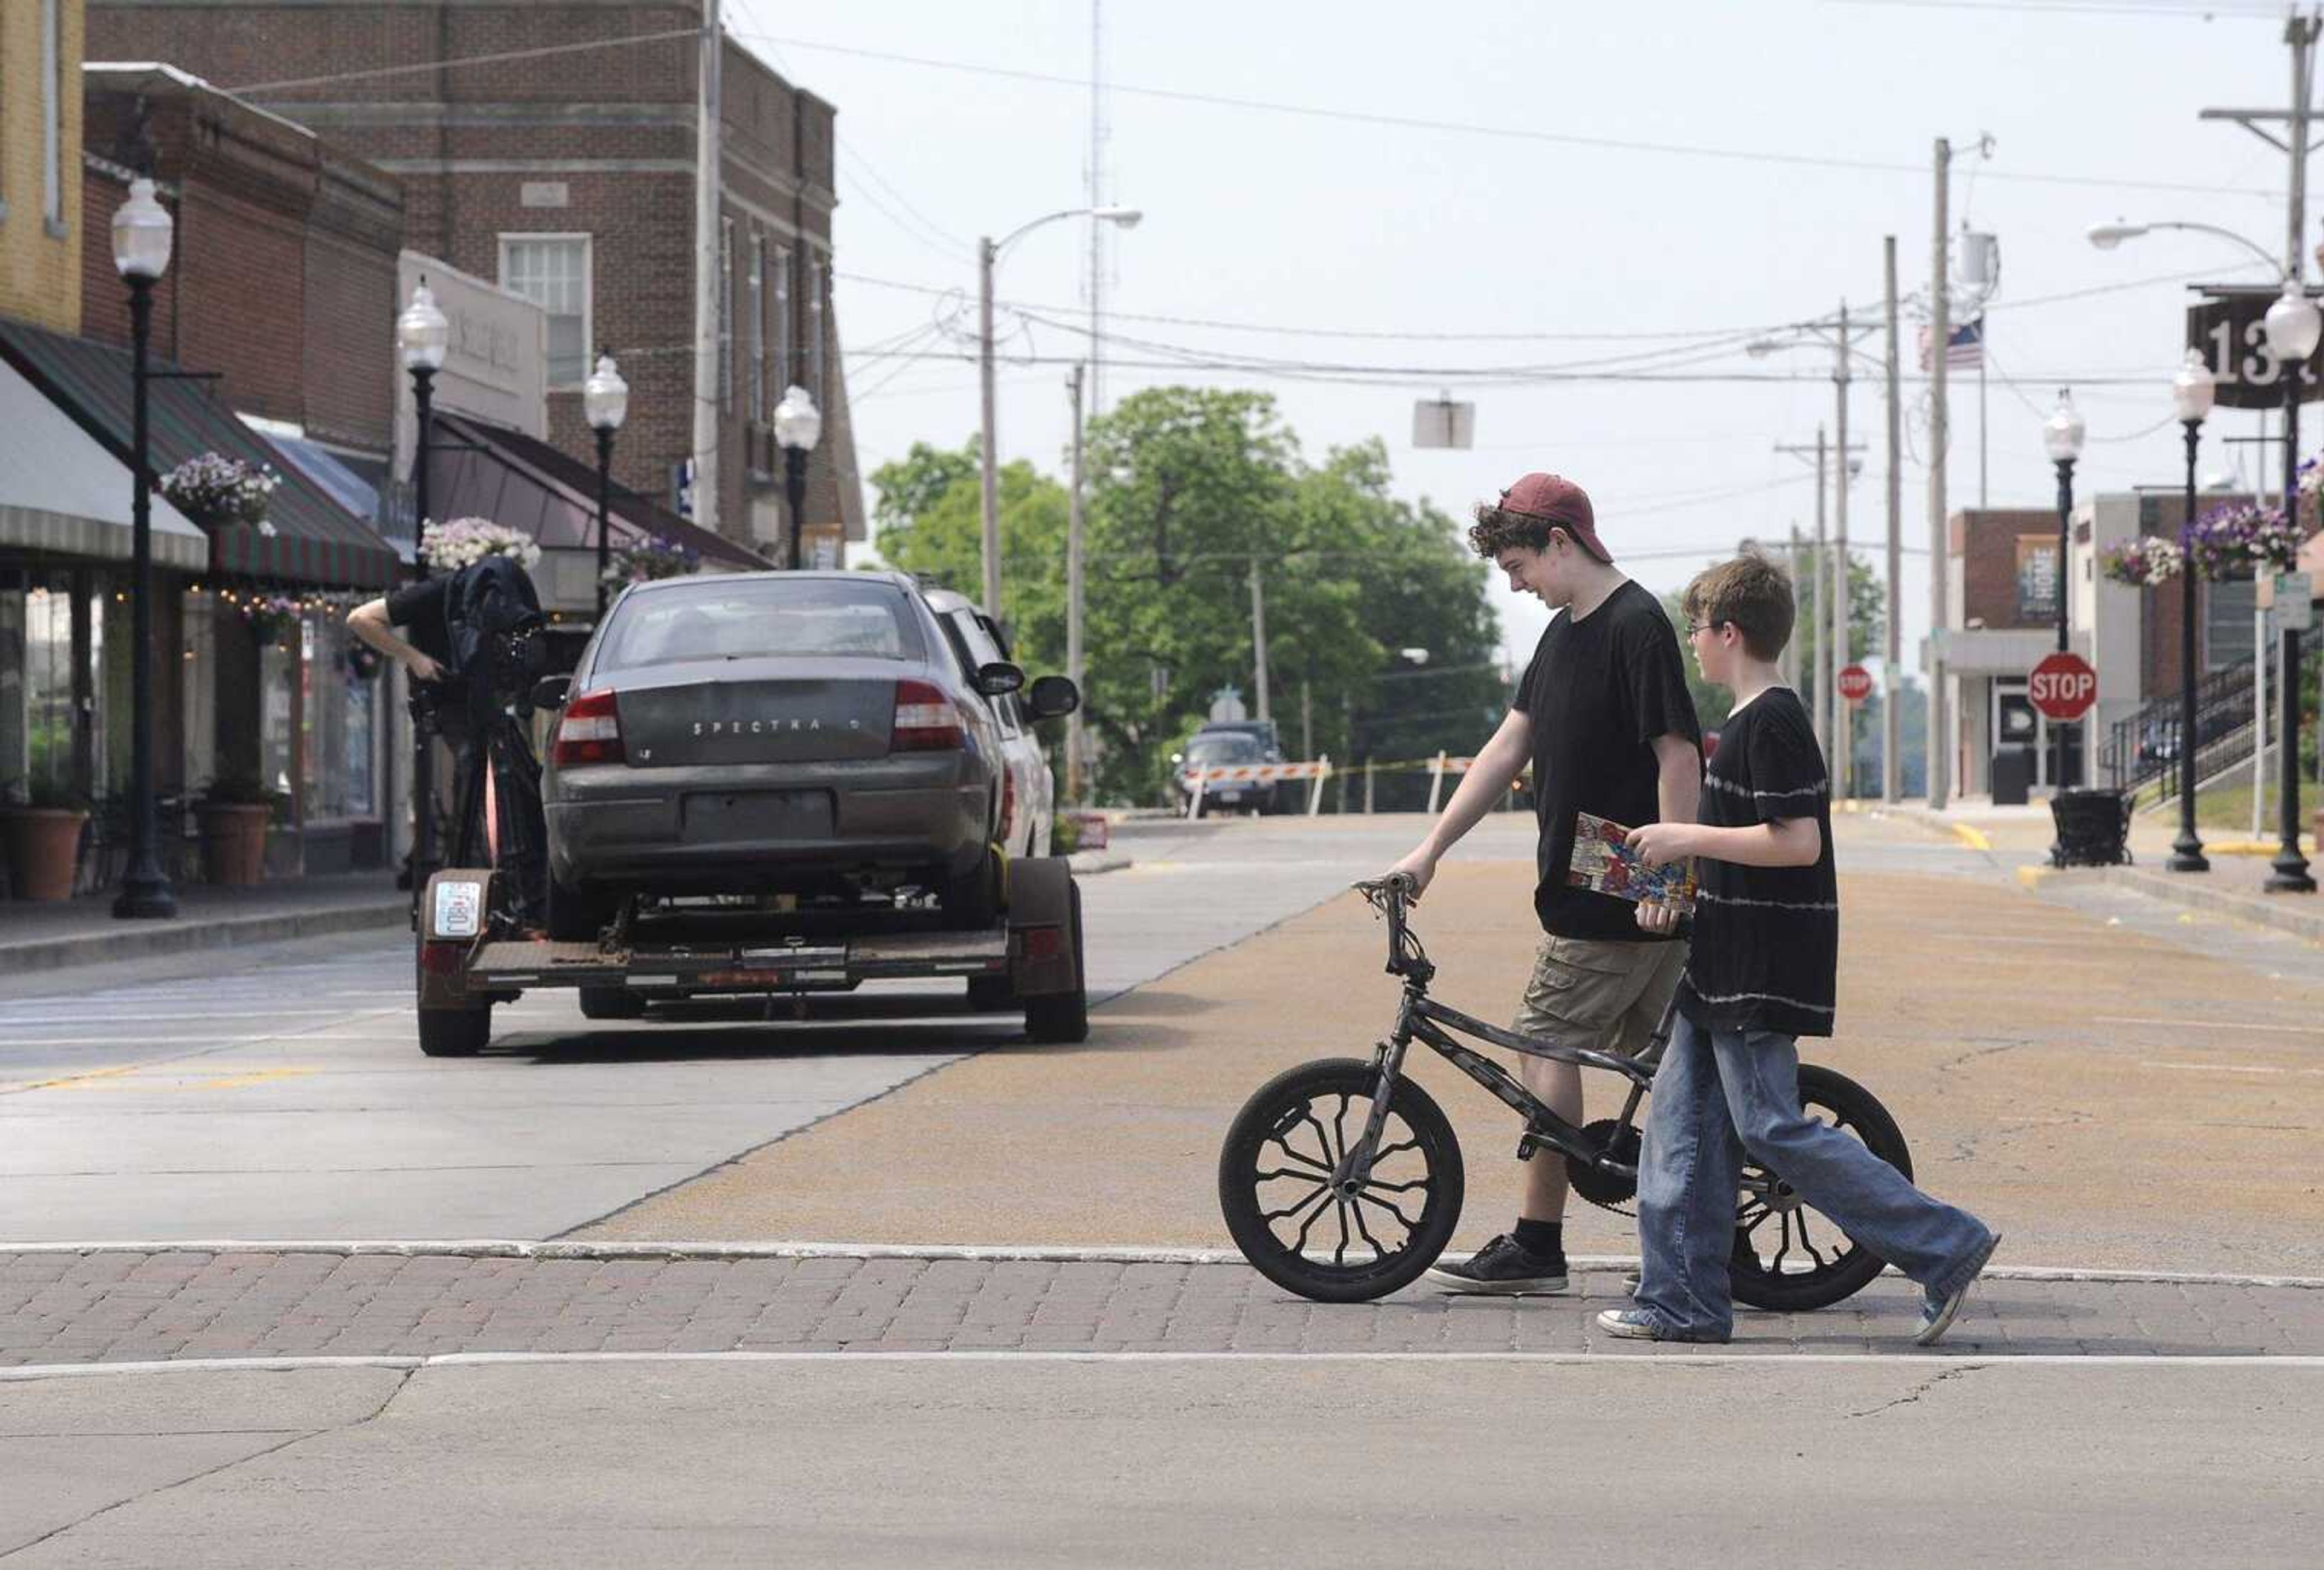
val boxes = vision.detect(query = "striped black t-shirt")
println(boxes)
[1676,686,1837,1039]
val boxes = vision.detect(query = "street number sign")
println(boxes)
[2185,289,2324,412]
[1836,664,1874,704]
[2027,651,2098,723]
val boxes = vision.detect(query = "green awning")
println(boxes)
[0,318,399,589]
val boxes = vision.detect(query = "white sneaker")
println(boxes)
[1915,1232,2001,1347]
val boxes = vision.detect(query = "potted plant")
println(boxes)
[193,775,278,887]
[1,778,93,902]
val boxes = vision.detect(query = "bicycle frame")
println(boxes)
[1331,877,1674,1198]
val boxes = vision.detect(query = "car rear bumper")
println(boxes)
[547,754,990,893]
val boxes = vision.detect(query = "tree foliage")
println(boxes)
[870,387,1505,803]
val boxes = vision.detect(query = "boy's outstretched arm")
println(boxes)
[1627,816,1820,870]
[1385,707,1533,901]
[1634,732,1705,934]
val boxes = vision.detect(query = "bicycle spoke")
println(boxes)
[1263,1136,1332,1175]
[1794,1207,1831,1269]
[1350,1201,1397,1260]
[1299,1112,1336,1173]
[1768,1210,1795,1275]
[1362,1177,1431,1195]
[1355,1189,1422,1231]
[1333,1196,1352,1267]
[1290,1186,1338,1253]
[1261,1182,1331,1224]
[1371,1137,1420,1163]
[1332,1094,1353,1170]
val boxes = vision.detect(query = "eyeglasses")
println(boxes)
[1685,619,1727,638]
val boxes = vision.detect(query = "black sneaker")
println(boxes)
[1425,1234,1569,1295]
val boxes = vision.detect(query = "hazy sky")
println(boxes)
[725,0,2311,683]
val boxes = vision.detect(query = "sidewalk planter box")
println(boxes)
[197,804,271,886]
[2050,787,2133,869]
[1,809,90,901]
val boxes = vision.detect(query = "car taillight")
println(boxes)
[553,688,625,766]
[891,678,964,751]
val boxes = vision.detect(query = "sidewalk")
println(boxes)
[1869,796,2324,944]
[0,872,408,976]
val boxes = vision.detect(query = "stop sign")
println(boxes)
[1836,664,1874,704]
[2029,651,2098,723]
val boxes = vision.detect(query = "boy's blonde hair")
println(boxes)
[1682,553,1794,663]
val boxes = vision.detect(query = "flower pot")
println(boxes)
[2,809,89,902]
[197,804,272,886]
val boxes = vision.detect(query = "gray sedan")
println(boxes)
[537,571,1075,941]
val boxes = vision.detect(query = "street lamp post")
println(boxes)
[979,205,1142,621]
[583,353,629,616]
[773,384,822,570]
[2261,277,2319,892]
[110,178,177,920]
[2169,349,2216,873]
[2041,389,2086,796]
[396,280,449,899]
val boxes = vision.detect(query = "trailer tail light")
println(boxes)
[553,688,624,766]
[1021,926,1065,962]
[891,679,964,751]
[999,767,1017,841]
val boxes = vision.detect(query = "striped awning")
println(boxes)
[0,358,208,570]
[0,319,399,589]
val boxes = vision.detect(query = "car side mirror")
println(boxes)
[1026,674,1080,720]
[976,661,1026,697]
[531,675,572,710]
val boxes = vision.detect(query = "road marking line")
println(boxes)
[2142,1060,2324,1077]
[1950,824,1993,852]
[0,1240,2316,1290]
[5,1351,2323,1382]
[2096,1017,2322,1035]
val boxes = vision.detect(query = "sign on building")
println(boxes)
[2014,536,2060,622]
[2185,287,2324,412]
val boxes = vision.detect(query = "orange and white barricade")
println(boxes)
[1183,755,1334,818]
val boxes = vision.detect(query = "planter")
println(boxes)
[197,804,272,887]
[2049,787,2132,869]
[2,809,89,901]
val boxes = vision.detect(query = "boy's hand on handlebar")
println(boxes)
[1635,899,1683,936]
[408,652,448,684]
[1624,821,1695,869]
[1385,849,1437,902]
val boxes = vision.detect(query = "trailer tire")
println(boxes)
[418,1005,491,1057]
[1023,882,1088,1045]
[579,986,648,1020]
[965,973,1017,1011]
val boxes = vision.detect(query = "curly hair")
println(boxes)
[1682,553,1794,663]
[1465,502,1607,562]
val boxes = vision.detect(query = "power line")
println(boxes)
[225,27,700,95]
[732,30,2277,199]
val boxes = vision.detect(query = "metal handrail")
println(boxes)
[2100,654,2259,796]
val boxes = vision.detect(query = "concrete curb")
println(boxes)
[3,1239,2318,1291]
[1065,850,1132,876]
[2075,865,2324,944]
[0,898,409,976]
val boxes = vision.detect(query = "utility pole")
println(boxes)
[1833,302,1853,801]
[1928,136,1953,810]
[1775,431,1865,757]
[1087,0,1109,414]
[690,0,722,535]
[1066,362,1088,803]
[977,236,1001,619]
[1786,524,1806,692]
[1884,234,1905,804]
[1249,557,1272,723]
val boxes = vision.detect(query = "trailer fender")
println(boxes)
[1006,856,1078,997]
[418,868,496,1010]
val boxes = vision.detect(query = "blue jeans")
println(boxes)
[1633,1011,1996,1342]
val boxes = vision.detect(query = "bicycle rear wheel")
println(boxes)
[1728,1063,1914,1312]
[1218,1057,1464,1304]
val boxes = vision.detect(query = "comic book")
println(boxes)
[1566,810,1696,913]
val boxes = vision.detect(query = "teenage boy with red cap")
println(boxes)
[1388,473,1702,1294]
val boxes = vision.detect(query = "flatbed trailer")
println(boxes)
[412,855,1088,1057]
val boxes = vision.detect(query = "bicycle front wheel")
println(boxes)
[1728,1062,1914,1312]
[1218,1057,1464,1304]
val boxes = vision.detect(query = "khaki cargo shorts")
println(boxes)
[1511,934,1688,1063]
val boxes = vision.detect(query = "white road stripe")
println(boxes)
[2142,1060,2324,1077]
[2096,1017,2322,1035]
[5,1350,2322,1382]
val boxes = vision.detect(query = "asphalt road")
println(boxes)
[0,814,1518,1243]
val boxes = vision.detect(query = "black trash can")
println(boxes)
[1990,747,2035,807]
[2049,787,2132,868]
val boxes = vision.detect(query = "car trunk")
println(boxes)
[606,656,903,767]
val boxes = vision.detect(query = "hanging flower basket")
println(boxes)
[2101,535,2181,588]
[2181,502,2303,580]
[241,594,302,648]
[419,516,540,572]
[600,533,701,594]
[160,452,279,533]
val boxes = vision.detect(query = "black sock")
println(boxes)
[1514,1218,1564,1258]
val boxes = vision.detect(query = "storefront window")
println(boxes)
[298,608,376,821]
[181,590,215,794]
[6,575,101,801]
[261,634,296,808]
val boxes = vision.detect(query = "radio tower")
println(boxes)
[1086,0,1111,414]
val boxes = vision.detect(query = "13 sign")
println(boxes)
[2185,287,2324,412]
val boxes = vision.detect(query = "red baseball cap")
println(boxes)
[1497,472,1611,563]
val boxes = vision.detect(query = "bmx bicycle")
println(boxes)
[1217,873,1911,1307]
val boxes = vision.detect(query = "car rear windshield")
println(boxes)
[595,579,924,672]
[1187,735,1264,763]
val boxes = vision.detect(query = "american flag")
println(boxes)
[1917,315,1984,372]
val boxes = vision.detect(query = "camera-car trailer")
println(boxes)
[411,856,1089,1057]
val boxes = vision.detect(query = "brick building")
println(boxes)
[88,1,865,567]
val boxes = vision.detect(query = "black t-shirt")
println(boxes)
[1676,686,1838,1039]
[383,576,457,669]
[1512,579,1701,941]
